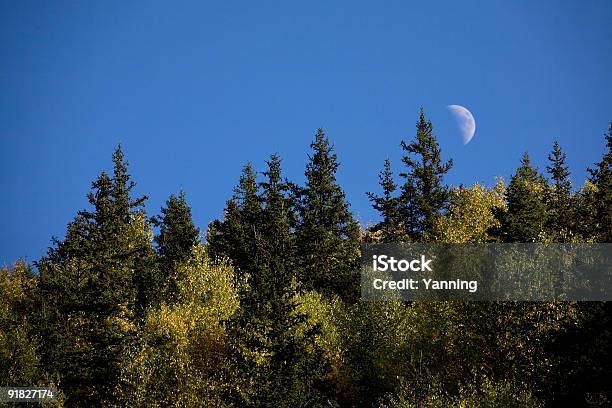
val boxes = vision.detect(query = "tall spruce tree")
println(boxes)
[587,123,612,242]
[152,191,200,302]
[545,141,573,239]
[501,152,548,242]
[37,145,156,405]
[206,163,263,279]
[207,157,297,304]
[155,191,200,265]
[367,159,406,242]
[398,109,453,241]
[220,155,332,406]
[257,154,297,296]
[552,125,612,406]
[296,129,360,300]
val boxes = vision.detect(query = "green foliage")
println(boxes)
[37,145,157,405]
[227,291,334,407]
[0,261,40,386]
[206,163,263,280]
[222,154,334,407]
[398,109,453,241]
[573,180,599,241]
[152,191,200,303]
[587,123,612,242]
[297,292,409,406]
[552,125,612,404]
[0,261,65,407]
[500,152,548,242]
[154,191,200,266]
[5,116,610,406]
[367,159,408,243]
[255,154,298,300]
[115,245,239,407]
[293,290,579,407]
[296,129,361,300]
[545,141,575,241]
[206,153,335,406]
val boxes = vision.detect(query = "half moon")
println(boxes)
[448,105,476,144]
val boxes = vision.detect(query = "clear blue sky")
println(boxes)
[1,1,611,265]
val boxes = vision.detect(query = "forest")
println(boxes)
[1,110,611,407]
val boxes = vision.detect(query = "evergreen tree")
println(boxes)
[154,191,200,265]
[221,155,333,407]
[367,159,407,242]
[37,145,157,405]
[587,122,612,242]
[206,163,264,281]
[545,141,574,239]
[398,109,453,241]
[501,152,548,242]
[152,191,200,302]
[296,129,360,300]
[257,154,297,297]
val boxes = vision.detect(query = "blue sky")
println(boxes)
[1,1,611,265]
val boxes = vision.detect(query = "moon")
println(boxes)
[448,105,476,145]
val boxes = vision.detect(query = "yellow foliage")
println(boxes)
[434,180,506,243]
[115,244,239,407]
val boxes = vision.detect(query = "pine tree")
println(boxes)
[152,191,200,302]
[226,154,332,407]
[545,141,573,239]
[37,145,156,405]
[547,142,571,193]
[398,109,453,241]
[296,129,360,300]
[206,163,263,280]
[587,122,612,242]
[155,191,200,265]
[257,154,297,297]
[367,159,406,242]
[206,200,241,262]
[554,125,612,403]
[501,152,548,242]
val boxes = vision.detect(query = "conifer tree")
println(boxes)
[153,191,200,302]
[206,200,242,261]
[227,154,332,407]
[155,191,200,265]
[587,123,612,242]
[545,141,573,239]
[367,159,407,242]
[398,109,453,241]
[208,156,297,303]
[257,154,297,296]
[501,152,548,242]
[206,163,263,279]
[296,129,360,300]
[554,125,612,404]
[37,145,156,405]
[557,123,612,408]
